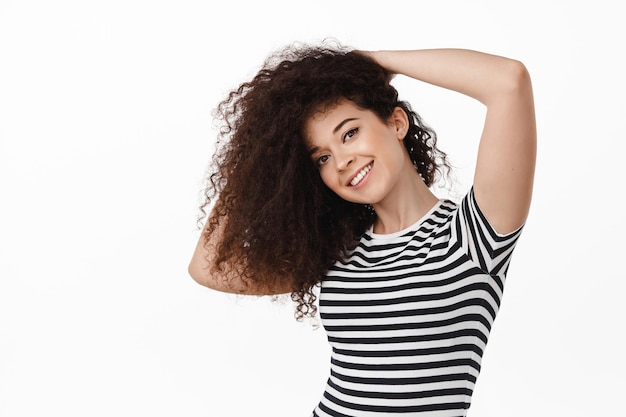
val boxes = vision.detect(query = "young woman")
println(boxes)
[189,42,536,416]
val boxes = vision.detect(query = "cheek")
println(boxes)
[387,139,409,165]
[319,168,335,189]
[319,168,348,196]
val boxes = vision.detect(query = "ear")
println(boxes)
[390,106,409,140]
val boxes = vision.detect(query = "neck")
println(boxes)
[371,168,438,235]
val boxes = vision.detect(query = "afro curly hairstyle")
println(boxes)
[199,41,450,320]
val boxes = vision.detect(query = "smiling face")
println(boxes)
[305,100,411,205]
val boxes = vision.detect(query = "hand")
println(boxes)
[352,49,397,81]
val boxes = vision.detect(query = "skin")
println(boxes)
[306,101,439,234]
[189,48,536,294]
[367,49,536,235]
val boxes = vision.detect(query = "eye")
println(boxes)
[342,127,359,142]
[316,154,330,166]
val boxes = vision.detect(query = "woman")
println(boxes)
[189,42,536,416]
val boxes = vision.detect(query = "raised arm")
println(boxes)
[188,207,292,296]
[369,49,536,234]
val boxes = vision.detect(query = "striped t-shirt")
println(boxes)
[312,189,523,417]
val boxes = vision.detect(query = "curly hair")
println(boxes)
[199,41,450,320]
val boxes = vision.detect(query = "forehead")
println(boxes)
[305,100,367,140]
[309,99,361,121]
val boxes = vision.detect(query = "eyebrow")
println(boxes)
[308,117,360,156]
[333,117,358,134]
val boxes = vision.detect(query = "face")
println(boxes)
[305,100,410,205]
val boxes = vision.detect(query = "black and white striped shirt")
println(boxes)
[313,189,523,417]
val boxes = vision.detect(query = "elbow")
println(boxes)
[188,258,208,288]
[504,59,532,95]
[484,59,533,105]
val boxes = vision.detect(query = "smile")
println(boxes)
[349,162,373,187]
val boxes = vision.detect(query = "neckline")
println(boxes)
[367,199,445,239]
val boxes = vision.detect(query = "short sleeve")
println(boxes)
[453,187,524,277]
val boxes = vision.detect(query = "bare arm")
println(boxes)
[188,208,292,295]
[369,49,537,234]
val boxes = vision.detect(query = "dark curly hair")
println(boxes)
[199,41,450,320]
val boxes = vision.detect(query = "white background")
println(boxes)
[1,1,624,416]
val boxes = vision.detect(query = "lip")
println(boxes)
[346,161,374,187]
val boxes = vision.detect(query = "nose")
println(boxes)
[335,152,355,172]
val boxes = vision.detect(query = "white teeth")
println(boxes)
[350,163,372,186]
